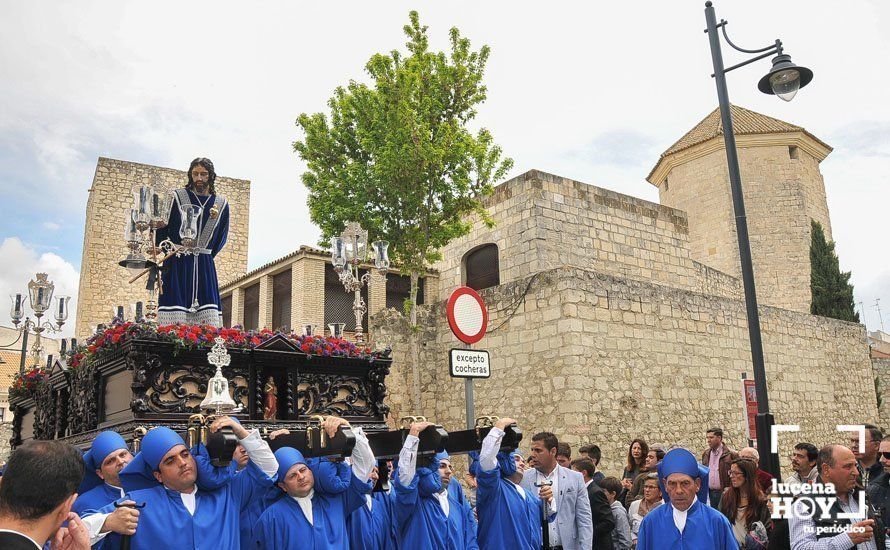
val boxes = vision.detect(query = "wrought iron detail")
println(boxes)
[54,388,70,438]
[68,363,101,434]
[33,382,56,440]
[295,374,372,417]
[136,360,248,414]
[368,361,391,418]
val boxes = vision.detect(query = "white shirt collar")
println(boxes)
[292,489,315,525]
[436,489,450,517]
[671,500,696,533]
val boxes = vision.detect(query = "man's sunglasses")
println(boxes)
[880,452,890,460]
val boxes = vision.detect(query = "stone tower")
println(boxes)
[647,105,833,313]
[74,158,251,339]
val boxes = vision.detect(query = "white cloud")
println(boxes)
[0,0,888,332]
[42,222,60,231]
[0,238,80,338]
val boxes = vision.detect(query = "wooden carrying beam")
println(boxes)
[444,424,523,456]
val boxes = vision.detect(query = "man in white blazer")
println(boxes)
[522,431,593,550]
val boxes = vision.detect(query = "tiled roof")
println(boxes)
[659,105,831,158]
[0,350,36,388]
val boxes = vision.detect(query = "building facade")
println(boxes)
[218,246,439,340]
[373,108,880,475]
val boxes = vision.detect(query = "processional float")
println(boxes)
[9,184,521,480]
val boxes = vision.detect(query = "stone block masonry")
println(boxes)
[75,158,250,339]
[372,266,876,478]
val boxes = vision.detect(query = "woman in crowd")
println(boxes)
[619,439,648,505]
[718,458,772,549]
[627,473,663,547]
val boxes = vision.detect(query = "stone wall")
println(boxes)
[434,170,741,303]
[658,143,832,314]
[873,357,890,428]
[0,420,12,462]
[373,266,876,477]
[75,158,250,338]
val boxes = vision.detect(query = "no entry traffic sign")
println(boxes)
[446,286,488,345]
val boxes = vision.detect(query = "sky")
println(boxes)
[1,0,888,337]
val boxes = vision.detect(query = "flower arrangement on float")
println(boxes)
[65,320,390,371]
[9,366,48,400]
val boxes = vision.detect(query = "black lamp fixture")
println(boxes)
[758,53,814,101]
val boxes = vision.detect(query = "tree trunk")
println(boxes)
[409,271,422,412]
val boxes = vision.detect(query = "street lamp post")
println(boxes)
[703,1,813,478]
[330,222,390,344]
[8,273,69,374]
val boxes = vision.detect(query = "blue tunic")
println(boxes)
[347,491,398,550]
[156,188,229,326]
[96,460,271,550]
[392,464,448,550]
[73,483,124,550]
[444,484,478,550]
[636,499,737,550]
[476,464,542,550]
[253,460,372,550]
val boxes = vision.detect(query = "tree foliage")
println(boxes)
[810,219,859,322]
[294,11,513,275]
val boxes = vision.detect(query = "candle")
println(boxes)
[117,305,124,320]
[135,301,143,321]
[37,287,44,307]
[59,298,64,315]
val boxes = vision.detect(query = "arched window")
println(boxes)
[463,244,500,291]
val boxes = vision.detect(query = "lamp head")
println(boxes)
[758,54,813,102]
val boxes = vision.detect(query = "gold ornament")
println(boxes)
[209,206,219,219]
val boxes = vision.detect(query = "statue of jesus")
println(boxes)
[155,157,230,326]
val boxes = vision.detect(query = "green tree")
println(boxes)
[810,219,859,322]
[294,11,512,409]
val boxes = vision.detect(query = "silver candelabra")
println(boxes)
[330,222,390,344]
[8,273,69,373]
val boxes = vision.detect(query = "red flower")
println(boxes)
[112,334,121,343]
[251,337,261,346]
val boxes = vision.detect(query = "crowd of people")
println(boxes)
[0,419,888,550]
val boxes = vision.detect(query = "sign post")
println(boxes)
[741,374,758,447]
[446,287,489,430]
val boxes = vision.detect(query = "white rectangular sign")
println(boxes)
[449,348,491,378]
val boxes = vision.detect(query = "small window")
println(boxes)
[272,269,292,331]
[243,283,260,331]
[463,244,500,291]
[663,177,669,191]
[789,146,799,160]
[386,274,425,311]
[324,263,368,331]
[221,294,232,328]
[0,407,5,421]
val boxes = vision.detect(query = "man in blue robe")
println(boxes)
[637,448,737,549]
[475,417,550,550]
[87,416,277,550]
[346,465,398,550]
[436,451,479,550]
[155,157,230,326]
[391,421,449,549]
[71,431,139,549]
[252,416,375,550]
